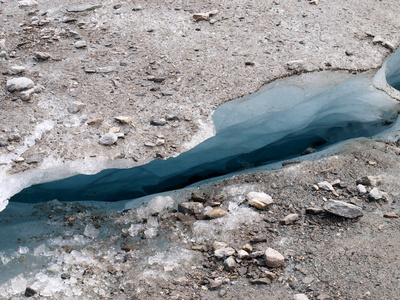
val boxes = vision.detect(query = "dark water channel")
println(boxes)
[10,48,400,204]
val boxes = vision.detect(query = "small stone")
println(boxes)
[309,0,319,4]
[109,127,120,134]
[356,176,381,186]
[8,133,21,142]
[9,66,26,75]
[114,116,132,124]
[34,51,51,60]
[150,118,167,126]
[280,213,299,225]
[132,5,143,11]
[6,77,34,92]
[250,278,271,285]
[323,200,363,218]
[178,202,204,215]
[242,244,253,252]
[66,4,102,12]
[61,246,73,253]
[287,60,304,71]
[264,271,276,280]
[99,132,118,145]
[356,184,367,194]
[24,287,37,297]
[26,155,41,164]
[383,212,399,218]
[294,294,309,300]
[264,248,285,268]
[166,114,179,121]
[191,244,207,252]
[192,10,218,21]
[214,247,235,258]
[212,241,227,251]
[75,41,87,49]
[13,157,25,163]
[20,88,35,101]
[237,250,249,259]
[249,250,265,258]
[224,256,236,271]
[87,118,103,125]
[303,276,314,284]
[317,294,331,300]
[246,191,274,210]
[204,207,227,219]
[208,279,223,290]
[317,181,335,192]
[369,187,383,201]
[305,207,324,215]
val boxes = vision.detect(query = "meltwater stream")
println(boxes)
[9,48,400,204]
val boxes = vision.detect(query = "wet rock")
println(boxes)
[204,207,227,219]
[178,202,204,215]
[323,200,363,218]
[68,101,86,114]
[150,118,167,126]
[280,213,299,225]
[357,184,367,194]
[264,248,285,268]
[305,207,324,215]
[224,256,236,271]
[369,187,383,201]
[24,287,37,297]
[99,132,118,145]
[208,279,223,290]
[237,250,249,259]
[212,241,227,251]
[294,294,309,300]
[356,176,381,186]
[114,116,132,124]
[6,77,34,92]
[75,40,87,49]
[214,247,235,258]
[147,196,174,215]
[383,212,399,218]
[34,51,51,60]
[250,278,271,285]
[246,191,274,210]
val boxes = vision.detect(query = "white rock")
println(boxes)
[369,187,383,201]
[317,181,334,192]
[18,0,38,7]
[147,196,174,215]
[224,256,236,271]
[99,132,117,145]
[10,274,27,294]
[214,247,235,258]
[75,41,87,49]
[20,88,35,101]
[237,250,249,259]
[264,247,285,268]
[357,184,367,194]
[212,241,227,251]
[6,77,34,92]
[9,66,26,75]
[294,294,309,300]
[246,191,274,210]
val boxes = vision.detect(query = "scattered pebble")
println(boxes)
[99,132,118,146]
[246,191,274,210]
[281,213,299,225]
[323,200,363,219]
[114,116,132,124]
[6,77,34,92]
[204,207,227,219]
[264,247,285,268]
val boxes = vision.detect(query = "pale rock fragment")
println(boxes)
[356,176,381,186]
[99,132,117,145]
[294,294,309,300]
[357,184,367,194]
[212,241,227,251]
[9,66,26,75]
[214,247,235,258]
[246,191,274,210]
[242,244,253,252]
[87,118,103,125]
[18,0,38,7]
[68,102,86,114]
[237,250,249,259]
[204,207,227,219]
[75,41,87,49]
[280,213,299,225]
[34,51,51,60]
[6,77,34,92]
[264,247,285,268]
[323,200,363,218]
[178,202,204,215]
[83,224,99,239]
[20,88,35,101]
[193,10,219,21]
[223,256,236,271]
[114,116,132,124]
[369,187,384,201]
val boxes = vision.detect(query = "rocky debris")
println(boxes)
[212,241,227,251]
[383,212,399,218]
[99,132,118,145]
[305,207,324,215]
[242,244,253,253]
[214,247,235,258]
[18,0,37,7]
[294,294,309,300]
[287,60,304,71]
[34,51,51,60]
[237,250,249,259]
[372,36,396,51]
[249,278,271,285]
[26,156,42,164]
[9,66,26,75]
[208,279,223,290]
[146,196,174,215]
[66,4,102,12]
[301,147,317,155]
[356,176,381,186]
[192,10,219,22]
[150,118,167,126]
[281,213,299,225]
[369,187,384,201]
[178,202,204,215]
[68,101,86,114]
[317,181,339,196]
[75,41,87,49]
[24,287,37,297]
[323,200,363,218]
[246,191,274,210]
[20,88,35,101]
[114,116,132,124]
[356,184,367,194]
[6,77,34,92]
[203,207,227,219]
[264,248,285,268]
[223,256,236,271]
[87,118,103,125]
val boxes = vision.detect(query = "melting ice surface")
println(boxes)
[9,70,400,204]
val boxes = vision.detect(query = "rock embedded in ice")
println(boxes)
[214,247,235,258]
[34,51,51,60]
[6,77,34,92]
[369,187,384,201]
[146,195,174,215]
[264,247,285,268]
[323,200,363,218]
[246,191,274,210]
[99,132,118,145]
[280,213,299,225]
[203,206,228,219]
[9,66,26,75]
[178,202,204,215]
[83,224,100,239]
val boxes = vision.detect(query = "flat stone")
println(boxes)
[212,241,227,251]
[178,202,204,215]
[287,60,304,71]
[246,191,274,210]
[208,279,222,290]
[6,77,34,92]
[305,207,324,215]
[224,256,236,271]
[75,40,87,48]
[9,66,26,75]
[66,4,102,12]
[26,155,41,164]
[87,118,103,125]
[317,181,335,192]
[237,250,249,259]
[18,0,37,7]
[323,200,363,218]
[99,132,118,145]
[68,102,86,114]
[264,247,285,268]
[34,51,51,60]
[193,10,219,21]
[214,247,235,258]
[114,116,132,124]
[203,207,227,219]
[383,212,399,218]
[150,118,167,126]
[250,278,271,285]
[294,294,309,300]
[280,213,299,225]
